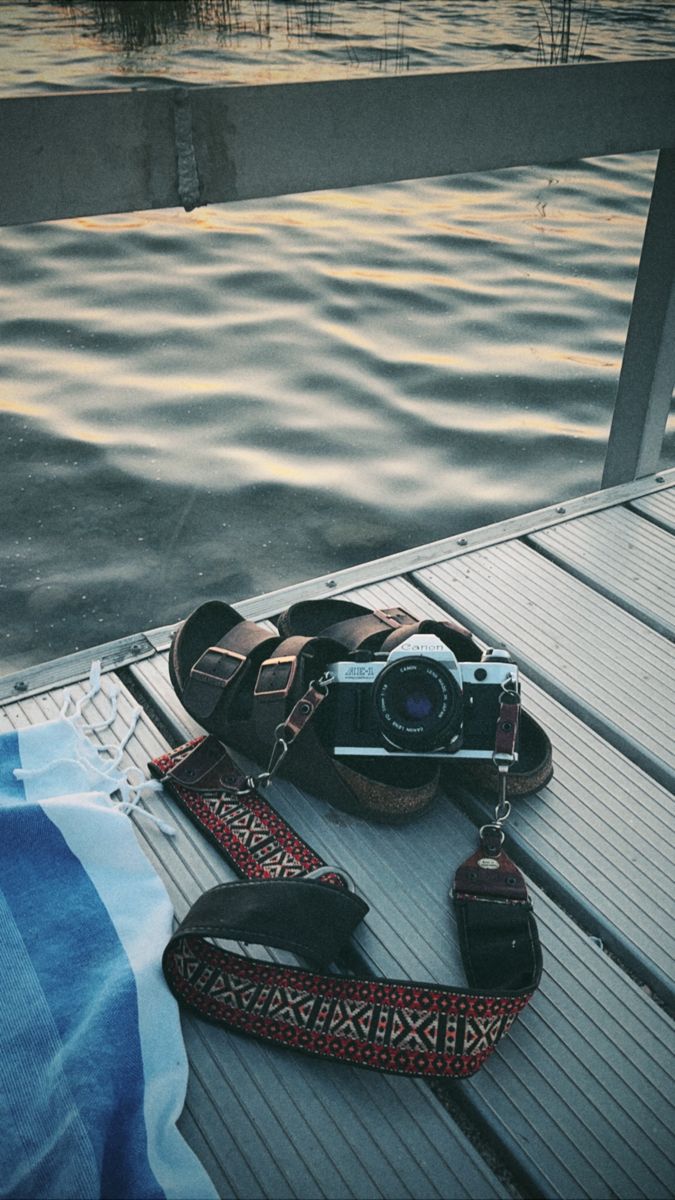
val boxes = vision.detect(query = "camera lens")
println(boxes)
[372,657,462,752]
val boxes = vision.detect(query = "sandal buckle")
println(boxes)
[192,646,246,686]
[255,655,298,698]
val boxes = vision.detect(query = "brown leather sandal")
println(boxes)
[168,600,440,821]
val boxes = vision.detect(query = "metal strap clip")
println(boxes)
[481,675,520,851]
[220,673,334,796]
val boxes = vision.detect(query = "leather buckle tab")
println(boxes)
[192,646,246,686]
[255,655,298,698]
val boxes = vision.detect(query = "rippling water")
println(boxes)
[1,2,674,672]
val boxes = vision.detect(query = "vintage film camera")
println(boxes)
[321,633,519,759]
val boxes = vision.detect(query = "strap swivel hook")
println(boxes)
[220,673,335,796]
[480,756,513,852]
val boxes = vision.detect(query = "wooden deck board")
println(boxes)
[3,480,675,1199]
[127,655,675,1199]
[527,504,675,638]
[631,483,675,533]
[0,632,155,703]
[413,538,675,791]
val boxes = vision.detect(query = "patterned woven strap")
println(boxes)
[150,737,541,1079]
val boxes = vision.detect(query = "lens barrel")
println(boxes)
[372,656,462,752]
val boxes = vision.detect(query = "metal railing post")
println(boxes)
[602,148,675,487]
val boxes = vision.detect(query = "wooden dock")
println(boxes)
[2,468,674,1200]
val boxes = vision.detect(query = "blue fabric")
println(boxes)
[0,718,217,1200]
[0,800,162,1199]
[0,730,23,802]
[0,884,101,1198]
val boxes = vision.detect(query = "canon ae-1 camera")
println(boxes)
[321,633,519,759]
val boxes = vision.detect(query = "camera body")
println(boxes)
[322,633,519,759]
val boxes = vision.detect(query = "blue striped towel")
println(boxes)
[0,691,218,1199]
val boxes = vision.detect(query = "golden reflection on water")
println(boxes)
[57,423,121,446]
[1,397,49,418]
[210,442,364,490]
[326,266,509,290]
[76,215,154,231]
[481,411,605,440]
[390,397,606,442]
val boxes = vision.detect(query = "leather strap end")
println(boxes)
[164,736,234,791]
[453,848,529,902]
[174,877,369,969]
[453,849,541,993]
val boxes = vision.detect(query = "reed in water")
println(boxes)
[536,0,591,63]
[51,1,335,50]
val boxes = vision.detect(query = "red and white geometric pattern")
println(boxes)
[163,933,532,1079]
[154,740,536,1080]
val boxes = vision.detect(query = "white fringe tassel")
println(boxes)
[18,660,176,837]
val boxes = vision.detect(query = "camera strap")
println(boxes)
[150,710,541,1081]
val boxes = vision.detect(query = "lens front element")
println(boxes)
[373,657,462,752]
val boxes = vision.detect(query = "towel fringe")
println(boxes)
[18,661,176,837]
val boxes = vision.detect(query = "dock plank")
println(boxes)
[0,632,154,703]
[126,656,675,1198]
[631,483,675,532]
[413,539,675,791]
[527,505,675,639]
[4,477,675,1199]
[337,577,675,1004]
[0,681,506,1200]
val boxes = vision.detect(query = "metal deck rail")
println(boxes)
[1,57,674,482]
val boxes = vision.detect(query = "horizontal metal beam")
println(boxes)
[1,58,674,226]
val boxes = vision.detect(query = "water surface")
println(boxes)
[1,2,674,671]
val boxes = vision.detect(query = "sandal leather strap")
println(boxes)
[252,634,344,749]
[318,607,475,656]
[379,617,480,658]
[318,606,417,651]
[181,618,279,721]
[151,739,541,1080]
